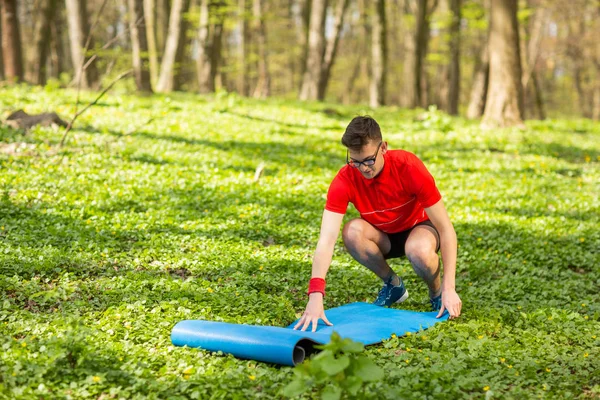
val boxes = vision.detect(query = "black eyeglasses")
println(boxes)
[347,142,383,169]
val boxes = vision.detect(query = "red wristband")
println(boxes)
[307,277,326,297]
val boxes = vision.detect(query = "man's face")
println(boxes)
[347,140,387,179]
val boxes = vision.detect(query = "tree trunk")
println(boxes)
[29,0,57,84]
[156,0,170,54]
[173,0,192,91]
[1,0,23,82]
[573,67,591,119]
[521,4,547,118]
[49,14,66,79]
[594,4,600,120]
[343,53,361,105]
[210,21,224,91]
[447,0,460,115]
[196,0,212,93]
[565,12,591,119]
[0,1,4,81]
[531,70,545,120]
[481,0,524,128]
[358,0,371,103]
[237,0,249,95]
[252,0,271,98]
[144,0,159,87]
[65,0,99,89]
[369,0,386,107]
[318,0,350,100]
[299,0,326,101]
[419,1,438,108]
[128,0,152,92]
[155,0,188,93]
[343,0,369,104]
[402,1,417,108]
[297,0,312,92]
[196,0,225,93]
[521,7,547,91]
[402,0,429,108]
[593,83,600,121]
[286,0,296,93]
[466,31,489,119]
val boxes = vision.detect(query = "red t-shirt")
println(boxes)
[325,150,441,234]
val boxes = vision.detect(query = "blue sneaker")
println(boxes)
[430,294,442,311]
[373,276,409,307]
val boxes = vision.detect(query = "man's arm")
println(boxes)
[311,210,345,279]
[293,210,345,331]
[425,199,462,319]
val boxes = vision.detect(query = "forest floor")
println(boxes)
[0,86,599,399]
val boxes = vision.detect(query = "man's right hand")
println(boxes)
[293,293,333,332]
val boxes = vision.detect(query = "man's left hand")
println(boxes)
[436,290,462,319]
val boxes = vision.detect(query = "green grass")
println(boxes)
[0,86,599,399]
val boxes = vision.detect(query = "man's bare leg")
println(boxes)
[404,226,441,298]
[341,219,400,285]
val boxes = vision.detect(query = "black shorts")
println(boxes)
[384,220,440,259]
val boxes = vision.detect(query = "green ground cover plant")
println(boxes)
[0,86,598,399]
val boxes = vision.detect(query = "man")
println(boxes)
[294,116,462,332]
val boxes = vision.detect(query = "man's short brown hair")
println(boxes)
[341,116,382,151]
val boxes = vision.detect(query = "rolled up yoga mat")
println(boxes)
[171,302,448,366]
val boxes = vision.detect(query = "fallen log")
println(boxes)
[5,110,68,130]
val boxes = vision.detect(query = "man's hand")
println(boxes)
[293,293,333,332]
[436,289,462,319]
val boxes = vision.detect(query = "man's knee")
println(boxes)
[405,241,437,266]
[342,219,365,248]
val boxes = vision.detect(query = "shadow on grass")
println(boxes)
[224,109,345,131]
[77,125,344,172]
[127,153,171,166]
[413,138,599,165]
[7,327,219,398]
[113,150,258,175]
[155,134,341,171]
[527,119,600,136]
[453,220,598,303]
[490,206,598,222]
[33,330,140,386]
[521,142,599,164]
[0,186,323,277]
[6,317,286,397]
[0,197,154,278]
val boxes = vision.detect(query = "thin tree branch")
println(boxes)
[123,117,154,136]
[427,0,439,15]
[103,59,116,78]
[72,0,111,128]
[61,2,142,150]
[85,0,110,51]
[82,15,145,72]
[60,70,133,147]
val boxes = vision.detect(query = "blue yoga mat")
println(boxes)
[171,302,448,366]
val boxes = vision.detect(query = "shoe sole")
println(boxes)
[394,289,409,304]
